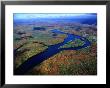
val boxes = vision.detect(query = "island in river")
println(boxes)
[14,13,97,75]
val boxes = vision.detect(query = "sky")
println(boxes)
[14,13,97,20]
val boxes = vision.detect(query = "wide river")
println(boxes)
[14,29,91,75]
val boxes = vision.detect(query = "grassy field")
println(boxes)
[60,38,85,49]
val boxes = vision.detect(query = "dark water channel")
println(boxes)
[14,29,91,75]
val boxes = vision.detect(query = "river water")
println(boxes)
[14,29,91,75]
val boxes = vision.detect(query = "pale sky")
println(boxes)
[14,13,96,20]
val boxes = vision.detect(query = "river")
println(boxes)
[14,29,91,75]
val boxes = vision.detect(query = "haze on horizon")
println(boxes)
[14,13,97,20]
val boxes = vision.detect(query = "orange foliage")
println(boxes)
[29,44,97,75]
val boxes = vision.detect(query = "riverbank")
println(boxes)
[14,29,92,75]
